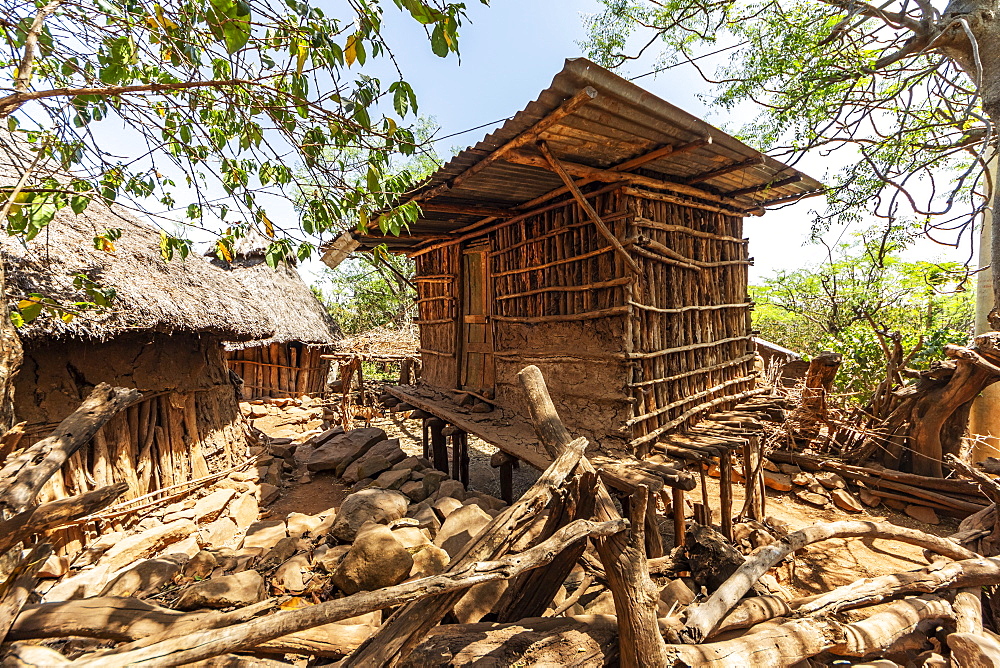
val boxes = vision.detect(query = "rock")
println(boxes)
[373,468,411,490]
[762,471,792,492]
[658,579,696,616]
[391,456,429,472]
[806,480,830,496]
[815,471,847,490]
[169,535,203,558]
[286,512,324,537]
[229,493,260,530]
[905,505,940,525]
[471,401,492,413]
[330,489,409,543]
[100,520,196,573]
[795,490,832,508]
[191,489,238,523]
[762,458,781,472]
[421,470,448,498]
[315,545,351,573]
[199,517,239,547]
[884,497,908,511]
[273,554,311,593]
[435,479,466,502]
[454,580,507,623]
[333,525,413,594]
[350,478,375,493]
[260,536,308,570]
[37,554,69,579]
[258,483,280,506]
[306,427,387,473]
[831,488,864,513]
[137,517,163,531]
[435,504,492,558]
[183,551,218,581]
[583,590,617,615]
[175,570,266,610]
[43,564,114,602]
[161,507,195,523]
[792,472,814,487]
[432,496,463,519]
[859,489,881,507]
[409,545,450,578]
[406,501,441,536]
[777,463,802,476]
[400,480,428,503]
[466,492,506,512]
[312,510,337,536]
[342,439,407,483]
[269,442,295,459]
[391,526,432,550]
[264,463,283,486]
[100,555,188,597]
[948,631,1000,668]
[242,520,287,550]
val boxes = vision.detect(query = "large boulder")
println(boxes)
[100,520,196,573]
[330,489,409,543]
[341,440,407,484]
[434,504,492,558]
[100,554,188,598]
[175,570,266,610]
[242,520,287,550]
[306,428,387,473]
[191,489,238,523]
[333,524,413,594]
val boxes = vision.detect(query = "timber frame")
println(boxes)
[325,58,822,492]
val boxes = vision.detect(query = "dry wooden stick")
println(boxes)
[669,595,953,666]
[71,518,624,668]
[0,543,53,644]
[536,141,641,276]
[0,482,127,555]
[0,384,141,512]
[681,520,977,642]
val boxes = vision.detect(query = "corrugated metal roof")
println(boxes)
[357,58,823,251]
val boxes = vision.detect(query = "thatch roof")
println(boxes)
[209,243,340,350]
[0,139,274,343]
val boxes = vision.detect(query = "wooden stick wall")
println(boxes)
[228,343,332,399]
[624,192,756,455]
[414,247,459,388]
[34,386,247,554]
[409,185,756,457]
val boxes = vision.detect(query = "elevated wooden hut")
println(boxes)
[332,59,822,485]
[0,147,271,524]
[210,239,339,399]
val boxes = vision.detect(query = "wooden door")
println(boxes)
[460,243,495,392]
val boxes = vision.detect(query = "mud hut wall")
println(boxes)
[488,191,633,442]
[623,191,756,453]
[16,333,248,552]
[413,245,459,388]
[228,342,332,399]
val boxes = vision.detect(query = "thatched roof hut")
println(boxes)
[209,235,339,398]
[0,138,271,343]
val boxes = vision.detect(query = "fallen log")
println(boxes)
[8,597,371,657]
[0,544,53,644]
[401,614,620,667]
[68,517,625,667]
[516,365,667,668]
[0,384,141,512]
[0,483,128,556]
[668,595,952,667]
[681,520,976,642]
[339,433,592,668]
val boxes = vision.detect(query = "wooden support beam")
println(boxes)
[672,487,686,548]
[419,202,516,218]
[427,419,447,474]
[536,141,641,276]
[726,174,803,198]
[683,156,765,185]
[411,87,599,204]
[612,137,712,173]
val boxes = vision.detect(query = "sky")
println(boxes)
[298,0,974,287]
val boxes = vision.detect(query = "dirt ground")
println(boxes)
[248,399,957,600]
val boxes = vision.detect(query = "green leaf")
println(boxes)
[70,195,90,215]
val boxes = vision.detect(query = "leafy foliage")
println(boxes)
[313,250,415,336]
[583,0,991,247]
[752,227,974,399]
[0,0,483,258]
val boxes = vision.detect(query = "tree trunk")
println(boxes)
[0,262,23,436]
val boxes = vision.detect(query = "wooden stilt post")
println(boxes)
[699,463,712,525]
[427,419,447,474]
[645,488,664,558]
[720,449,734,540]
[672,487,685,547]
[421,418,431,460]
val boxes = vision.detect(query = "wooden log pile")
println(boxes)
[9,369,1000,667]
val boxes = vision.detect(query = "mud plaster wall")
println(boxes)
[493,318,631,447]
[16,332,230,425]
